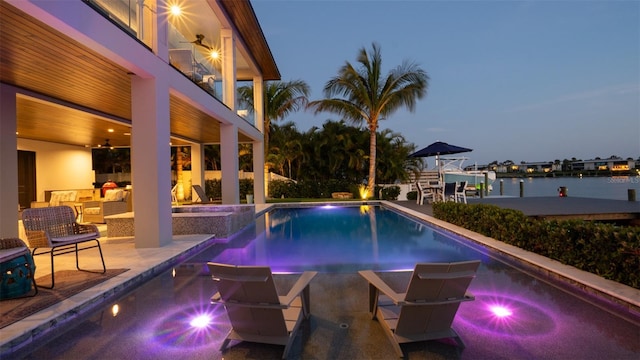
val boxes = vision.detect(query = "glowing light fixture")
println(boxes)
[190,314,212,329]
[359,185,369,200]
[111,304,120,317]
[490,305,512,318]
[169,4,181,16]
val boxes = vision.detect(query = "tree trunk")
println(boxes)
[367,123,377,197]
[176,147,185,201]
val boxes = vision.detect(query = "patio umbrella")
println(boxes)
[409,141,472,183]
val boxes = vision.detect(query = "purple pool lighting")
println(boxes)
[489,305,513,318]
[189,314,213,329]
[150,305,227,350]
[214,205,477,273]
[457,292,557,337]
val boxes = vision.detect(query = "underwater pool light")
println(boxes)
[189,314,212,329]
[490,305,512,318]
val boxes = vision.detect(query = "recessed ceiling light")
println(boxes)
[170,4,181,16]
[108,129,114,133]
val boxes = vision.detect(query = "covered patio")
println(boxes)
[1,0,279,248]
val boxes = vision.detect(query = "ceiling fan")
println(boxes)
[191,34,212,51]
[101,139,114,149]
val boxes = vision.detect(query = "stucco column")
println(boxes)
[130,74,172,247]
[190,143,204,201]
[252,76,265,202]
[0,84,19,238]
[252,141,265,203]
[221,28,236,111]
[220,123,239,204]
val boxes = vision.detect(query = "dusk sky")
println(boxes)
[252,0,639,167]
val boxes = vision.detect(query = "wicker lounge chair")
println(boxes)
[359,261,481,357]
[0,238,38,299]
[21,206,105,288]
[208,262,317,359]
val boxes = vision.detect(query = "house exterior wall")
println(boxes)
[18,139,94,202]
[1,1,274,246]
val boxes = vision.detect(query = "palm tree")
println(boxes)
[307,42,429,196]
[238,80,310,156]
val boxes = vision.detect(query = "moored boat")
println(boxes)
[440,157,496,192]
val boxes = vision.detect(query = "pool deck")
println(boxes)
[2,201,639,359]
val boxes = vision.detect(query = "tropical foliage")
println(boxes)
[307,42,429,196]
[268,120,417,185]
[238,80,310,156]
[433,202,640,289]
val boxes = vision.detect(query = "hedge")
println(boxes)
[433,202,640,289]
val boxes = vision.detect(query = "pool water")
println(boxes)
[214,205,481,272]
[19,204,640,359]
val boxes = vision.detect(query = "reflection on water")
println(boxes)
[212,206,478,272]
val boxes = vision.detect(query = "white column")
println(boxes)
[252,76,265,203]
[130,74,172,247]
[252,141,265,203]
[190,143,204,200]
[253,76,264,132]
[0,84,19,238]
[220,123,239,204]
[221,28,236,111]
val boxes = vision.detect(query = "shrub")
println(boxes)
[205,179,221,200]
[269,179,298,198]
[204,179,254,200]
[433,202,640,289]
[377,186,401,200]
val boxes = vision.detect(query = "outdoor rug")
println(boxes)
[0,268,128,329]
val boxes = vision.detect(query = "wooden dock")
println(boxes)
[467,196,640,223]
[393,197,640,225]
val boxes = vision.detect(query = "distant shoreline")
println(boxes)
[496,170,639,179]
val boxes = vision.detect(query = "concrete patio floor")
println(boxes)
[2,201,639,359]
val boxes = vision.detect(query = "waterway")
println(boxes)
[494,175,640,201]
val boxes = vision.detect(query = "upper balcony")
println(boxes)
[2,0,279,150]
[84,0,280,127]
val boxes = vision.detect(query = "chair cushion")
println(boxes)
[52,233,99,244]
[0,247,29,263]
[49,191,77,206]
[84,207,101,215]
[104,189,124,202]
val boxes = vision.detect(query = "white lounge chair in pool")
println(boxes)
[358,260,481,357]
[208,263,318,359]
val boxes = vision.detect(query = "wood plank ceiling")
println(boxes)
[0,1,264,148]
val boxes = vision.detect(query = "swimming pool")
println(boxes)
[17,203,640,359]
[213,205,482,272]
